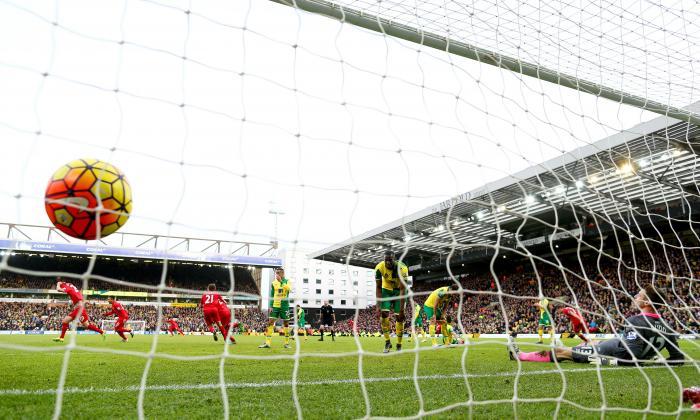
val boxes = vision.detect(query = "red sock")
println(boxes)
[87,324,103,334]
[60,323,69,339]
[117,331,127,340]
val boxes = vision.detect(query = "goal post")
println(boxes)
[100,320,147,335]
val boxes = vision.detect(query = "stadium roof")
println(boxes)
[310,103,700,270]
[0,223,282,267]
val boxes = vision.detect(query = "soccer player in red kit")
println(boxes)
[561,306,589,343]
[53,281,105,342]
[104,297,134,342]
[166,318,184,336]
[201,283,228,341]
[216,296,237,344]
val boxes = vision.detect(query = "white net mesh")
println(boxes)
[0,0,698,418]
[100,319,146,335]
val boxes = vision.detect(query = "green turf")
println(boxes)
[0,334,698,419]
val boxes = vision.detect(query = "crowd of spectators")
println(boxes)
[0,301,270,333]
[0,271,259,296]
[0,244,698,335]
[334,244,700,335]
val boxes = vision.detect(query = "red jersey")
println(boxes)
[562,307,584,324]
[57,281,83,304]
[201,292,224,309]
[216,298,230,315]
[167,319,179,328]
[105,300,128,318]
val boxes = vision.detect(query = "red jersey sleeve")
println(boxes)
[59,282,83,304]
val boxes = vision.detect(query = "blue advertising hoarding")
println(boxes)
[0,239,281,267]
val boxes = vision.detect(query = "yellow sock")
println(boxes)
[538,328,543,341]
[266,325,274,346]
[429,324,436,345]
[284,327,289,344]
[439,321,447,345]
[381,317,391,341]
[396,322,404,344]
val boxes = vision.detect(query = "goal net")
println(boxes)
[100,320,147,336]
[0,0,698,418]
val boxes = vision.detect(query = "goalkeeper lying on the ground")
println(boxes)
[509,284,685,366]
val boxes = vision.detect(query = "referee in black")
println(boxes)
[319,301,335,342]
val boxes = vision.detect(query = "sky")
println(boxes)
[0,0,683,255]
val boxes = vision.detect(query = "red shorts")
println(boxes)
[203,307,220,325]
[571,322,585,333]
[168,324,179,331]
[68,305,89,324]
[115,316,129,330]
[218,308,231,327]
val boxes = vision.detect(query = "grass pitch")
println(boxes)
[0,334,698,419]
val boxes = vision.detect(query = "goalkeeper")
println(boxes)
[510,285,685,366]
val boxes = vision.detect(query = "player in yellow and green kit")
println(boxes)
[259,268,292,349]
[424,284,459,347]
[295,304,307,341]
[375,251,408,353]
[409,303,426,343]
[535,297,554,344]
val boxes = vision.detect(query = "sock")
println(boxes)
[577,333,587,342]
[381,317,391,341]
[179,329,184,336]
[320,330,324,340]
[284,327,289,345]
[439,321,447,345]
[60,323,69,339]
[117,331,127,340]
[550,328,555,341]
[395,322,404,344]
[331,329,335,340]
[87,324,103,335]
[538,328,543,341]
[518,351,551,362]
[266,325,274,346]
[429,324,436,345]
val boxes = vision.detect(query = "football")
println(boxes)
[44,158,132,240]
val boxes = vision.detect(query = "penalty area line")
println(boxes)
[0,365,675,396]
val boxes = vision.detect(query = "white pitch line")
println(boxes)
[0,365,677,396]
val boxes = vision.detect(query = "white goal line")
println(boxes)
[0,364,685,397]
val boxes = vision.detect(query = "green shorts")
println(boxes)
[380,288,403,312]
[297,318,306,327]
[270,307,289,320]
[414,317,423,328]
[423,304,443,321]
[538,313,551,326]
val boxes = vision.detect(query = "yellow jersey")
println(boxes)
[374,261,408,291]
[270,278,291,309]
[538,298,549,318]
[425,286,450,309]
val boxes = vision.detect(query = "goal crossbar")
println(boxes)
[268,0,700,127]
